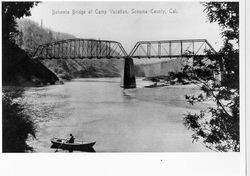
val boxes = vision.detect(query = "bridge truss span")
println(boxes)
[32,38,217,89]
[33,39,128,59]
[129,39,216,59]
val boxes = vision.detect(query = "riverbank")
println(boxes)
[143,74,200,88]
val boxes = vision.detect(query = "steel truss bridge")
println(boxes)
[33,39,216,59]
[33,38,216,88]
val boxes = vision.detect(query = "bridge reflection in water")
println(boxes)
[33,39,216,88]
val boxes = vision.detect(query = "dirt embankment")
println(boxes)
[2,42,60,86]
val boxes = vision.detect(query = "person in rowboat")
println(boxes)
[67,134,75,143]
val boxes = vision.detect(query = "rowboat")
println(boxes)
[51,137,96,151]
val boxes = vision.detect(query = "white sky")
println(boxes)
[26,1,223,53]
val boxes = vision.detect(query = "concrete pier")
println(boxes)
[120,57,136,89]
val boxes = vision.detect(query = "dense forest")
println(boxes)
[16,19,75,55]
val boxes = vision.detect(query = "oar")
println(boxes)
[55,138,68,152]
[55,142,63,152]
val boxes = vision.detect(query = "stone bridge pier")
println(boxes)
[120,57,136,89]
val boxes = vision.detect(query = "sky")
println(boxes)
[27,1,223,53]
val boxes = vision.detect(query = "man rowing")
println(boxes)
[67,134,75,143]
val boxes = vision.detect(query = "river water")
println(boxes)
[21,78,211,152]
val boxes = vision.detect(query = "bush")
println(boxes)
[2,90,36,152]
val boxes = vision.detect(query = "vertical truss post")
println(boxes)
[96,41,99,58]
[71,41,73,58]
[105,41,108,57]
[67,42,69,58]
[96,40,99,58]
[50,45,52,58]
[180,40,183,56]
[70,42,72,58]
[87,41,90,58]
[80,40,82,57]
[83,41,86,58]
[147,42,151,58]
[99,41,102,58]
[63,42,65,58]
[192,40,195,56]
[76,41,78,58]
[67,42,70,58]
[69,42,72,58]
[55,45,57,58]
[61,42,63,58]
[74,40,77,58]
[53,45,55,58]
[56,45,58,58]
[49,45,51,58]
[55,44,57,58]
[158,42,161,58]
[73,41,76,58]
[78,40,80,58]
[64,42,66,58]
[65,43,67,58]
[73,41,75,58]
[169,41,171,58]
[108,42,111,57]
[62,43,65,58]
[90,40,93,58]
[46,45,49,58]
[58,43,64,58]
[60,43,62,58]
[80,41,82,58]
[84,40,86,57]
[51,45,53,58]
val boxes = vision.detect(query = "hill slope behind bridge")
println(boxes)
[17,19,124,80]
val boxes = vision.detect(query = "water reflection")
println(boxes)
[51,144,96,153]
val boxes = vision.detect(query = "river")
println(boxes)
[21,78,211,152]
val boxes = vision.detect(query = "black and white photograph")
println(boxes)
[0,0,247,175]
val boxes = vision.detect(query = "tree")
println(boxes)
[2,2,39,152]
[183,2,239,152]
[2,2,39,74]
[2,2,39,43]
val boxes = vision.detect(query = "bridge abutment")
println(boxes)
[120,57,136,89]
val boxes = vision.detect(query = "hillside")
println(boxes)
[16,19,124,79]
[136,58,184,77]
[17,19,75,55]
[2,41,60,86]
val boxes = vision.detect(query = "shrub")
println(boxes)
[2,89,36,152]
